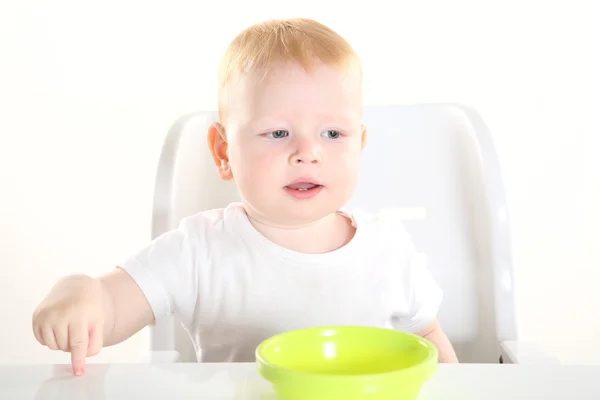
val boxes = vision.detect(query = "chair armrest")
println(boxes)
[139,351,180,363]
[500,340,560,364]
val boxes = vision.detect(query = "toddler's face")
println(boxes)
[219,60,366,226]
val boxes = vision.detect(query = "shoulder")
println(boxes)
[147,202,250,256]
[344,207,442,332]
[342,206,416,250]
[175,202,246,238]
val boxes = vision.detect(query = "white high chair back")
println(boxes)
[150,104,519,363]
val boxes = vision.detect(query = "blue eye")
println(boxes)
[322,130,341,139]
[269,130,288,139]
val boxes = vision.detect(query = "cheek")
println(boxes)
[251,148,282,174]
[329,144,362,186]
[333,142,361,168]
[229,142,282,179]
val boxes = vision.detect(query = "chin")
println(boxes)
[278,201,343,224]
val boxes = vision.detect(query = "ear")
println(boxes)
[207,122,233,180]
[360,124,367,150]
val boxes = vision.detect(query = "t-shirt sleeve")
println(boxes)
[382,213,443,334]
[118,218,198,328]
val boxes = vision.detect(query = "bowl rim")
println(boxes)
[255,325,438,381]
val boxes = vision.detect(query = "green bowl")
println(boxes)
[255,326,438,400]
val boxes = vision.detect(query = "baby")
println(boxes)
[32,17,458,376]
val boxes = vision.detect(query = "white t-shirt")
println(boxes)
[120,202,442,362]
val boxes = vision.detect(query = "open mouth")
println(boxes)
[283,180,324,199]
[285,182,322,191]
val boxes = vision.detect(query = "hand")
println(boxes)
[32,275,106,376]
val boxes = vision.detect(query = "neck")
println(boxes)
[244,207,355,254]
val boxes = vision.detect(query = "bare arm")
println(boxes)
[417,318,458,363]
[100,268,155,346]
[33,268,155,375]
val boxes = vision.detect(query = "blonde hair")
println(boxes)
[217,18,360,120]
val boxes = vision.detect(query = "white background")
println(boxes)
[1,0,598,365]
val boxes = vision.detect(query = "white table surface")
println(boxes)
[2,362,599,400]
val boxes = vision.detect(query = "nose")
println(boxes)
[289,137,321,166]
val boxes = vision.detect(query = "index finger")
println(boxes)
[69,323,89,376]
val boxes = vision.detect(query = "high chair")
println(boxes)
[148,103,558,364]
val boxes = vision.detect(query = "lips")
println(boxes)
[283,178,324,199]
[284,177,322,190]
[286,182,319,191]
